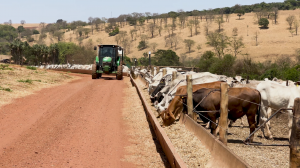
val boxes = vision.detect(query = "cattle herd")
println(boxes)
[133,67,300,143]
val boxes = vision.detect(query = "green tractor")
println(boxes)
[92,44,123,80]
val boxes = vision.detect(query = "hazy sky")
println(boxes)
[0,0,284,24]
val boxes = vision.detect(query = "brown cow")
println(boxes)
[182,87,261,142]
[160,81,224,126]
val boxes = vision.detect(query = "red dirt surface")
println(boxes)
[0,74,135,168]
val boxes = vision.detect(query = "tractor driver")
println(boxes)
[103,49,112,57]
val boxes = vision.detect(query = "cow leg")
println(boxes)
[265,107,273,139]
[240,117,244,128]
[210,117,218,137]
[228,120,234,127]
[246,114,257,143]
[205,122,210,129]
[288,109,293,141]
[259,106,269,139]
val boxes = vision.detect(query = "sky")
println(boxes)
[0,0,284,24]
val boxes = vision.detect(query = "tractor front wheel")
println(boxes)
[116,65,123,80]
[92,64,97,79]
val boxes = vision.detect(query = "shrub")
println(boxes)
[0,86,12,92]
[26,36,34,42]
[26,66,37,70]
[18,79,33,84]
[209,54,236,77]
[0,64,13,70]
[152,49,181,66]
[137,41,147,50]
[32,29,40,34]
[198,51,217,72]
[109,27,119,36]
[259,18,269,28]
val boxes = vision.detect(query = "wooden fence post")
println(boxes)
[172,71,177,81]
[162,69,167,77]
[186,75,194,118]
[151,66,154,76]
[290,98,300,168]
[156,67,160,76]
[219,83,229,146]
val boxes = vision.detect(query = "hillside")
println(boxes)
[12,9,300,62]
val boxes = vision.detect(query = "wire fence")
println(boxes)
[134,69,294,167]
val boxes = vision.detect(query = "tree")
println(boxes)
[294,20,299,35]
[253,31,259,46]
[17,26,25,38]
[183,39,195,53]
[39,22,46,28]
[152,49,180,66]
[259,18,269,28]
[114,35,121,45]
[187,20,194,37]
[215,16,224,32]
[130,29,137,41]
[197,44,201,52]
[234,4,245,20]
[230,36,245,57]
[20,20,26,26]
[286,15,296,30]
[206,32,230,58]
[204,21,211,36]
[158,26,163,36]
[225,14,230,22]
[148,23,156,38]
[53,31,64,41]
[149,42,158,52]
[271,7,279,24]
[88,17,94,35]
[232,27,238,36]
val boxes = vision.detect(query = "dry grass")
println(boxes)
[0,63,79,107]
[135,78,212,168]
[16,9,300,62]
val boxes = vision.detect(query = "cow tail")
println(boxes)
[256,90,261,127]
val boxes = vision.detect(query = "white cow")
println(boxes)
[256,81,299,139]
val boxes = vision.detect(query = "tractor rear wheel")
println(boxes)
[92,64,97,79]
[97,73,102,79]
[116,65,123,80]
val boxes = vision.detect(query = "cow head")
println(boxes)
[294,81,300,86]
[160,110,176,126]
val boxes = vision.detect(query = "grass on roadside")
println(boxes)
[18,79,42,84]
[0,64,13,70]
[26,66,37,70]
[0,86,12,92]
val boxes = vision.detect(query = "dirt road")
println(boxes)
[0,74,166,167]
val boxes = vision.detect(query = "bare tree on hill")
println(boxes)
[21,20,26,26]
[88,17,94,35]
[183,39,195,53]
[187,20,194,37]
[145,12,151,23]
[286,15,296,30]
[148,23,156,38]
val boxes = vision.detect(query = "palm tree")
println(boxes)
[49,43,59,64]
[10,39,24,65]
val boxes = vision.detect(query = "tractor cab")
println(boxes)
[92,44,123,80]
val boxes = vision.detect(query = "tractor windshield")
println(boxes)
[99,47,115,57]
